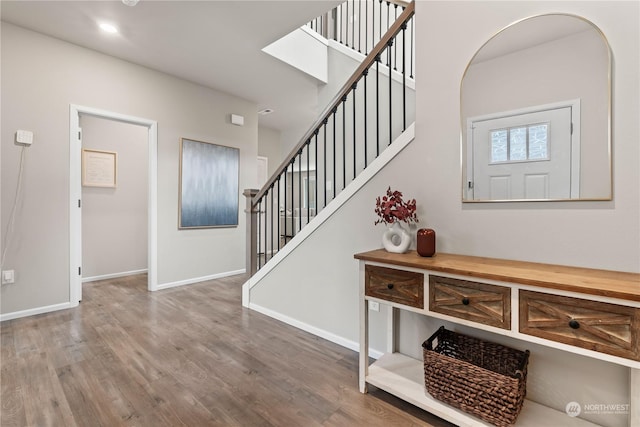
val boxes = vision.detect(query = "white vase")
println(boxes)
[382,222,411,253]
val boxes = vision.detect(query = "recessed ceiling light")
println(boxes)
[99,22,119,34]
[258,108,274,115]
[122,0,140,6]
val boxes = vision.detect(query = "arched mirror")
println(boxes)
[461,14,611,202]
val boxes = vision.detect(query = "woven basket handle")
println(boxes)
[514,349,531,379]
[423,326,445,350]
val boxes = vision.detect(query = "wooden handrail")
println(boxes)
[252,1,415,205]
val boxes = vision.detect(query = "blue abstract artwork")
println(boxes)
[179,138,239,228]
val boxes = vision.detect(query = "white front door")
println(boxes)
[470,106,573,200]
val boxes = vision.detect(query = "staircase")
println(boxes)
[243,1,415,302]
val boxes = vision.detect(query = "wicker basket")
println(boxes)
[422,326,530,427]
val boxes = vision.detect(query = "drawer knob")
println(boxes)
[568,319,580,329]
[387,283,394,290]
[461,297,470,305]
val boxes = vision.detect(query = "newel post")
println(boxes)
[243,189,259,276]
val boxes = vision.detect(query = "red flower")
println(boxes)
[374,187,418,225]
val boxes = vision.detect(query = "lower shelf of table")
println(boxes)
[366,352,601,427]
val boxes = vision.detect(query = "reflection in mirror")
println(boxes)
[461,14,611,202]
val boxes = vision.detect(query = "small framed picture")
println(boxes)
[82,149,117,188]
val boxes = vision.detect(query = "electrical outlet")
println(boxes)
[2,270,15,285]
[369,301,380,312]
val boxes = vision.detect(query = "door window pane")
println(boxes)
[489,123,549,164]
[528,124,549,159]
[510,127,527,161]
[491,129,508,162]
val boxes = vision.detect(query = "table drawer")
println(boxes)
[429,275,511,329]
[365,265,424,308]
[520,290,640,361]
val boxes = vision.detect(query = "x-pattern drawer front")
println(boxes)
[520,290,640,361]
[429,275,511,329]
[365,265,424,309]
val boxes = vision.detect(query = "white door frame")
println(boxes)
[69,104,158,304]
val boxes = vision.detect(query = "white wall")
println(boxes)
[262,27,328,83]
[258,126,282,179]
[317,42,361,112]
[279,43,359,156]
[254,36,417,266]
[81,116,148,279]
[275,41,417,210]
[418,0,638,272]
[249,2,639,426]
[1,23,258,315]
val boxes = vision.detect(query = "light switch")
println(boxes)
[16,130,33,145]
[2,270,15,285]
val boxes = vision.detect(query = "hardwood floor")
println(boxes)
[1,274,454,427]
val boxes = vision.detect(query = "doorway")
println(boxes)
[80,116,148,284]
[69,105,158,304]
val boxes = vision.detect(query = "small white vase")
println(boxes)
[382,222,411,253]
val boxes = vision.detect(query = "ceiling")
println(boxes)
[1,0,342,131]
[471,14,595,63]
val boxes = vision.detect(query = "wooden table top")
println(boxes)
[354,249,640,302]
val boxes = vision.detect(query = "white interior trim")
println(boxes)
[0,302,74,322]
[156,269,245,291]
[249,302,383,360]
[82,269,148,283]
[69,104,159,305]
[300,25,330,46]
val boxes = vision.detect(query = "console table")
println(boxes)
[354,249,640,427]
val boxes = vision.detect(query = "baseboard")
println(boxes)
[0,302,75,322]
[2,269,243,321]
[242,278,250,308]
[156,269,245,291]
[82,269,148,283]
[248,302,383,359]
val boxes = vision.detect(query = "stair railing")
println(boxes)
[245,1,415,275]
[307,0,414,79]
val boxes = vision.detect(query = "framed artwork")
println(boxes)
[179,138,239,229]
[82,149,117,188]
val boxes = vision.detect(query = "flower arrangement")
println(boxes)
[374,187,418,225]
